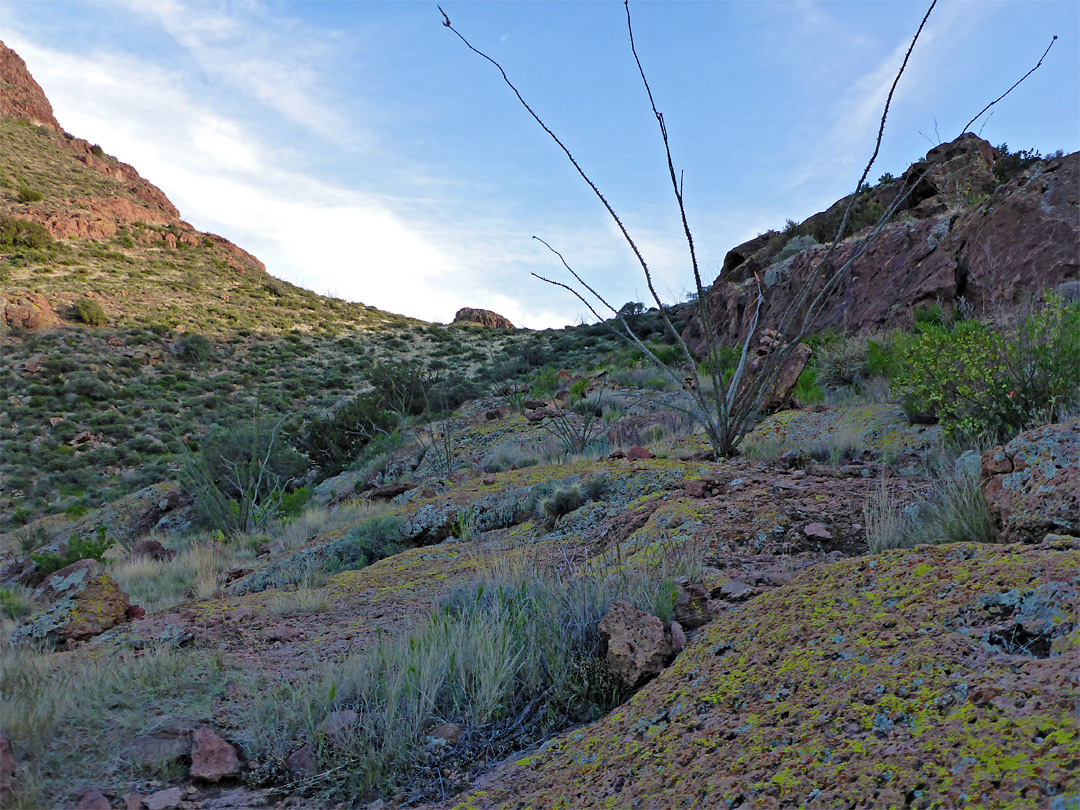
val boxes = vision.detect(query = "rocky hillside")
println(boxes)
[1,40,1078,810]
[683,134,1079,351]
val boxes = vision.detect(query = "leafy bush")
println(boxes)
[16,185,43,203]
[0,215,52,250]
[793,366,824,404]
[30,526,113,581]
[182,416,307,535]
[893,295,1080,439]
[73,298,108,326]
[178,333,214,362]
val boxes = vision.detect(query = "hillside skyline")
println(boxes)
[3,0,1078,328]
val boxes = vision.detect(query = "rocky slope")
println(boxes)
[683,134,1079,351]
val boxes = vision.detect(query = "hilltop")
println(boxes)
[1,39,1078,810]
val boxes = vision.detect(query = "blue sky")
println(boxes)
[3,1,1077,328]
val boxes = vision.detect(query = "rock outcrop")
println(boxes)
[452,307,515,330]
[684,135,1079,350]
[982,420,1079,543]
[0,40,60,130]
[2,290,62,330]
[15,561,130,647]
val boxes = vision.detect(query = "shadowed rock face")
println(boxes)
[683,135,1079,352]
[453,308,515,330]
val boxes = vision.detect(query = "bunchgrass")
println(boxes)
[864,464,997,552]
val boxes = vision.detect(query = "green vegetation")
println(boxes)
[29,526,113,581]
[73,297,107,326]
[893,294,1079,440]
[865,464,996,552]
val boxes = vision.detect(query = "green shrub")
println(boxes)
[0,215,52,250]
[793,366,824,404]
[327,515,405,573]
[893,295,1080,440]
[773,234,818,263]
[178,333,214,362]
[73,298,108,326]
[16,185,43,203]
[0,587,33,620]
[30,526,113,581]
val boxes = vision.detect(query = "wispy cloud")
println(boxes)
[107,0,355,143]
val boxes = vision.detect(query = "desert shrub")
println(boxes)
[865,465,996,553]
[178,333,214,362]
[773,234,818,263]
[893,295,1080,440]
[991,143,1042,188]
[30,526,112,581]
[0,586,33,620]
[538,482,586,521]
[325,515,404,573]
[16,185,43,203]
[73,298,107,326]
[302,393,395,476]
[182,416,307,535]
[0,215,52,250]
[815,337,870,389]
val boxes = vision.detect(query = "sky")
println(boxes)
[2,1,1078,329]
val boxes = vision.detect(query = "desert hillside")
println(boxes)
[1,40,1078,810]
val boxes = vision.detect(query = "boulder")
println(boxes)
[597,600,672,689]
[981,420,1079,543]
[129,538,177,562]
[189,726,240,782]
[126,719,198,768]
[143,787,185,810]
[452,307,515,330]
[673,583,712,630]
[73,788,111,810]
[15,566,130,648]
[3,291,62,330]
[734,330,813,412]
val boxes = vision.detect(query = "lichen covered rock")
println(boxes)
[439,539,1079,808]
[982,420,1079,543]
[15,566,130,647]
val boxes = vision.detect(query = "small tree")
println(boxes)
[442,3,1055,457]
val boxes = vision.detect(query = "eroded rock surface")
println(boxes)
[437,540,1079,809]
[452,308,515,330]
[982,420,1079,543]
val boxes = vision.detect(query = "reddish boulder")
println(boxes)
[190,726,240,782]
[3,292,62,330]
[981,420,1079,543]
[626,446,655,461]
[129,538,177,562]
[74,788,111,810]
[452,307,515,330]
[597,600,672,688]
[673,583,712,630]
